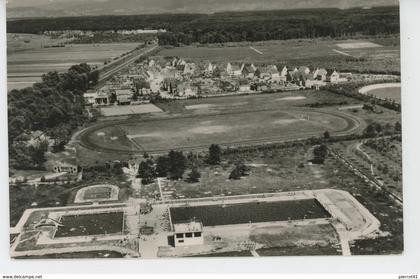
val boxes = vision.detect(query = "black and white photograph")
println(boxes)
[5,0,405,260]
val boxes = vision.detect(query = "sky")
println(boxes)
[7,0,399,18]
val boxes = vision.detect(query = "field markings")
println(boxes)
[332,49,354,57]
[249,46,263,55]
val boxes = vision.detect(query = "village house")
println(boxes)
[162,77,180,94]
[226,62,245,77]
[238,79,251,92]
[115,89,133,105]
[279,66,288,82]
[183,63,197,75]
[256,65,280,81]
[173,221,204,247]
[313,68,328,81]
[83,90,110,106]
[205,62,215,75]
[177,83,198,97]
[242,63,257,79]
[329,70,353,83]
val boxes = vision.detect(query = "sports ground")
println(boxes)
[78,92,362,154]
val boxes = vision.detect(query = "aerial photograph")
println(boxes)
[7,0,402,259]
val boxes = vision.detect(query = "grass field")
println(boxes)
[54,212,124,237]
[158,37,400,73]
[366,86,401,103]
[170,199,330,226]
[81,92,361,154]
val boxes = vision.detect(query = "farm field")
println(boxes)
[7,42,140,90]
[54,212,124,237]
[158,37,400,73]
[169,199,330,226]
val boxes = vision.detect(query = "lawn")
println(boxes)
[169,199,330,226]
[54,211,124,237]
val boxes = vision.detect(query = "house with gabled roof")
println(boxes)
[242,63,257,79]
[313,68,328,81]
[226,62,244,77]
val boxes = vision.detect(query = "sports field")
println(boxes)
[79,92,362,154]
[83,108,357,153]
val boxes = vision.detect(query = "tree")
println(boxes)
[323,131,330,141]
[208,144,221,165]
[156,156,170,177]
[168,150,187,179]
[137,159,155,184]
[313,144,328,164]
[229,161,249,180]
[364,124,377,138]
[395,121,401,133]
[186,167,201,183]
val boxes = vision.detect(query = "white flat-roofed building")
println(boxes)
[173,221,204,247]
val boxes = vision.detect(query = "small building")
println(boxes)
[226,62,244,77]
[313,68,328,81]
[329,70,352,83]
[177,83,198,97]
[238,79,251,92]
[51,158,79,174]
[173,221,204,247]
[183,63,196,75]
[242,63,257,79]
[115,89,133,105]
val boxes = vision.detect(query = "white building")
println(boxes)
[173,221,204,247]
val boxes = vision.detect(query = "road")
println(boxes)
[98,44,159,84]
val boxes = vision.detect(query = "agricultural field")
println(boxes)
[7,40,140,91]
[158,36,400,73]
[170,199,330,226]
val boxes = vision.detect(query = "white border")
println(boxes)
[1,0,419,274]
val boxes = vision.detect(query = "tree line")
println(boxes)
[8,63,99,169]
[7,7,399,46]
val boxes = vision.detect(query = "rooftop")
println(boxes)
[173,221,203,232]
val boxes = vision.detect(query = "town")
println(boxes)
[7,5,403,260]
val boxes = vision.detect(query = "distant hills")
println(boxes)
[7,0,399,19]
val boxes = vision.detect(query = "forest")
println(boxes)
[7,6,400,46]
[8,64,99,169]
